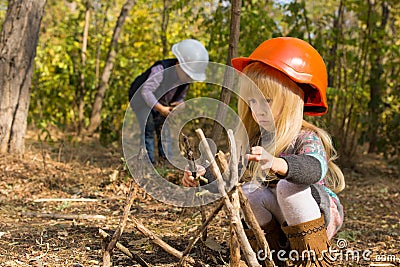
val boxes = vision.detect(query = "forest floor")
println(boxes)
[0,130,399,267]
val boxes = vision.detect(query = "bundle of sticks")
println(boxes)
[100,128,276,267]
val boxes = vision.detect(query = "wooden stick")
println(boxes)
[182,133,209,242]
[200,207,208,241]
[228,130,241,266]
[105,149,195,264]
[21,212,106,220]
[238,187,276,267]
[33,198,99,202]
[99,229,150,267]
[227,130,238,186]
[210,0,242,141]
[226,129,261,267]
[179,196,227,266]
[230,190,241,266]
[103,181,137,267]
[130,215,196,265]
[102,149,147,266]
[196,129,260,267]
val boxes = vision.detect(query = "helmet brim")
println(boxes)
[178,61,207,81]
[181,66,206,81]
[172,43,207,81]
[231,57,253,72]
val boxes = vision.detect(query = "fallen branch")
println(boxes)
[230,190,241,266]
[182,133,209,242]
[99,229,150,267]
[200,207,208,242]
[238,187,276,267]
[103,180,137,267]
[179,197,226,266]
[33,198,99,203]
[195,128,260,267]
[228,130,241,266]
[22,212,106,220]
[131,216,196,265]
[99,148,196,266]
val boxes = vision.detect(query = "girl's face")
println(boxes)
[247,95,279,131]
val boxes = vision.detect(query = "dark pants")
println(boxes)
[134,106,172,164]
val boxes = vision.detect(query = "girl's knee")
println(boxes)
[276,179,293,197]
[242,184,260,207]
[276,179,309,199]
[241,183,259,206]
[241,183,275,207]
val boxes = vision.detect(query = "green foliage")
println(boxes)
[238,1,279,56]
[25,0,400,159]
[0,0,7,32]
[336,229,360,242]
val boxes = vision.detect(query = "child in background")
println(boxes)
[129,39,209,165]
[183,37,345,267]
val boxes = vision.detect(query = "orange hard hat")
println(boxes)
[232,37,328,116]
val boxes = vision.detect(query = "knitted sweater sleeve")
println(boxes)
[279,131,328,186]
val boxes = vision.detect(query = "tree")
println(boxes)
[87,0,135,134]
[367,0,389,153]
[0,0,47,154]
[77,0,92,134]
[211,0,242,141]
[161,0,170,57]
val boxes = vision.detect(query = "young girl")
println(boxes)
[182,37,345,267]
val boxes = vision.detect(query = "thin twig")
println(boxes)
[99,229,150,267]
[58,141,63,162]
[33,198,99,203]
[21,212,106,220]
[181,133,197,177]
[130,215,196,265]
[38,135,47,171]
[228,129,241,266]
[227,129,262,266]
[102,149,146,266]
[238,187,276,267]
[195,128,260,267]
[227,129,275,266]
[103,180,137,267]
[230,190,241,266]
[182,133,209,241]
[179,196,228,266]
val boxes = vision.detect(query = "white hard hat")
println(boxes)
[172,39,209,81]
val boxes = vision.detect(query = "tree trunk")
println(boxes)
[87,0,135,134]
[161,0,170,58]
[77,0,91,134]
[326,0,343,89]
[367,0,389,153]
[211,0,242,142]
[94,3,111,89]
[0,0,47,154]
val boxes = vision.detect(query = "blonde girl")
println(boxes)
[231,37,345,267]
[183,37,345,267]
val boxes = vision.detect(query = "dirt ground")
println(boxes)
[0,132,399,267]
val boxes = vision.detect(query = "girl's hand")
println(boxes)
[246,146,288,176]
[246,146,274,170]
[182,165,206,187]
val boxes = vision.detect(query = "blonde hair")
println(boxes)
[237,62,345,193]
